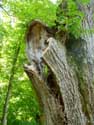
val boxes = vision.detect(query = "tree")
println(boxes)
[1,44,20,125]
[24,0,94,125]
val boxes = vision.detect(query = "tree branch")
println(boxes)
[0,4,11,16]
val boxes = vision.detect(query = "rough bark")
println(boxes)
[24,1,94,125]
[24,37,85,125]
[66,1,94,123]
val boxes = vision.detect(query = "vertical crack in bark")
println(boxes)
[46,70,67,124]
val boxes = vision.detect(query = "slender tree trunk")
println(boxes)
[1,45,20,125]
[24,1,94,125]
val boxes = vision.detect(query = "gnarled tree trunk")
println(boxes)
[24,1,94,125]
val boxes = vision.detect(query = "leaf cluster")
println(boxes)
[56,0,86,38]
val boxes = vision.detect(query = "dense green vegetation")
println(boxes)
[0,0,89,125]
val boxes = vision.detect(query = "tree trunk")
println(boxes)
[24,1,94,125]
[1,45,20,125]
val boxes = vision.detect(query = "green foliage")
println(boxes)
[78,0,90,4]
[43,65,49,77]
[56,0,85,38]
[3,0,57,26]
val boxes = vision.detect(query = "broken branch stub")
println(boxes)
[25,20,55,78]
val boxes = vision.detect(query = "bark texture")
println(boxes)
[66,1,94,123]
[24,1,94,125]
